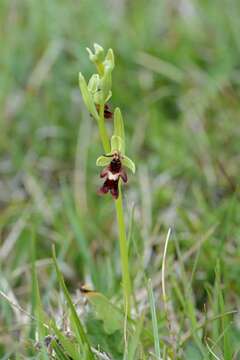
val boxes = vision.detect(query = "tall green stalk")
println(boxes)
[98,103,131,315]
[98,104,110,153]
[115,185,131,315]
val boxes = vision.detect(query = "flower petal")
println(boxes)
[120,170,128,183]
[98,185,109,195]
[100,167,109,178]
[110,184,119,199]
[96,156,111,167]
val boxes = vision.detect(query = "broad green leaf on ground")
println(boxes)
[84,290,125,335]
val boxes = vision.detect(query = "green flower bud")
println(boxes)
[79,72,99,120]
[86,43,104,63]
[103,49,114,71]
[101,67,112,102]
[88,74,100,94]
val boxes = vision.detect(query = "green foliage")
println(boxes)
[147,279,161,359]
[79,73,99,120]
[85,291,125,335]
[30,233,48,360]
[52,247,94,360]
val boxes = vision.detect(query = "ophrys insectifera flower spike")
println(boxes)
[96,108,135,198]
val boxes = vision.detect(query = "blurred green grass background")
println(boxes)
[1,0,240,358]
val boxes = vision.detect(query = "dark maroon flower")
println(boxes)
[96,103,113,119]
[98,153,127,199]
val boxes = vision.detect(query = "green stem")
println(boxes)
[98,104,131,315]
[98,104,110,153]
[115,184,131,316]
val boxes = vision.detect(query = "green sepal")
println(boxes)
[122,155,136,173]
[100,49,114,101]
[104,48,115,71]
[93,89,103,104]
[105,90,112,102]
[96,155,111,167]
[86,43,104,63]
[111,135,124,153]
[114,108,125,154]
[101,67,112,102]
[88,74,100,93]
[93,90,112,105]
[79,72,99,120]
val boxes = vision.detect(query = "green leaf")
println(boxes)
[85,291,124,334]
[52,247,94,360]
[127,314,145,360]
[51,339,70,360]
[122,156,136,173]
[114,108,125,153]
[79,72,99,121]
[96,155,111,167]
[111,135,124,153]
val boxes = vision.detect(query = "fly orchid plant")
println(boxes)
[97,109,135,199]
[79,44,135,315]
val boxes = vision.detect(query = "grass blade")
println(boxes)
[52,339,71,360]
[127,314,145,360]
[52,246,94,360]
[50,321,80,360]
[147,278,161,360]
[31,230,48,359]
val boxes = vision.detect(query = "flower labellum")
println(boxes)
[98,153,127,199]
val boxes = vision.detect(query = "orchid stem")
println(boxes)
[98,104,110,153]
[99,104,131,316]
[115,185,131,316]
